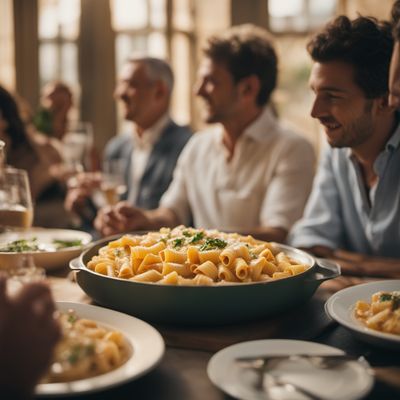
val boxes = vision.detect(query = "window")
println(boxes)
[268,0,336,33]
[38,0,80,115]
[111,0,195,129]
[0,0,15,90]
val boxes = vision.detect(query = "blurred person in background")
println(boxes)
[290,16,400,280]
[95,25,315,242]
[389,0,400,108]
[0,85,63,202]
[65,56,191,232]
[33,81,72,140]
[0,278,60,399]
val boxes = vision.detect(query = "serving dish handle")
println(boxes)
[306,258,341,282]
[69,257,82,271]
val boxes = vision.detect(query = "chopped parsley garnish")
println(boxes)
[52,239,83,249]
[379,293,400,311]
[173,237,185,248]
[182,230,192,237]
[67,314,78,324]
[199,238,227,251]
[0,238,39,252]
[189,231,205,244]
[380,293,393,302]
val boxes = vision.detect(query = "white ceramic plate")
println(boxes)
[207,339,373,400]
[325,280,400,349]
[0,228,92,270]
[36,302,165,397]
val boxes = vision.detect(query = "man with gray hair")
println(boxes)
[65,56,191,226]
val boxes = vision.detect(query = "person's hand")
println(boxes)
[94,201,150,237]
[64,172,102,214]
[0,278,60,399]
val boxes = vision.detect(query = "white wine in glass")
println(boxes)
[0,168,33,229]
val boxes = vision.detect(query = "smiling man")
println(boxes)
[95,24,315,242]
[290,16,400,278]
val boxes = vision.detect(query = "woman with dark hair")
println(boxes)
[0,85,62,201]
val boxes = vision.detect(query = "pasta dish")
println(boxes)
[42,310,131,383]
[354,291,400,335]
[87,226,310,285]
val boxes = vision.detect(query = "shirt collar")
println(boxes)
[385,115,400,151]
[133,112,170,148]
[214,105,278,147]
[243,105,278,142]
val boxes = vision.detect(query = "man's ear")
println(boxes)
[238,75,261,103]
[376,94,394,113]
[154,80,169,100]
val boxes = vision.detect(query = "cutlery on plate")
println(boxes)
[262,373,323,400]
[235,353,362,369]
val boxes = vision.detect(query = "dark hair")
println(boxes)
[391,0,400,40]
[203,24,278,106]
[307,16,393,98]
[0,86,30,151]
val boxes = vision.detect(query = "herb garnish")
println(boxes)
[199,238,227,251]
[0,238,39,252]
[173,237,185,248]
[189,231,204,244]
[52,239,83,249]
[380,293,393,302]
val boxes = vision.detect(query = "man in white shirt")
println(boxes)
[95,25,315,242]
[65,57,191,226]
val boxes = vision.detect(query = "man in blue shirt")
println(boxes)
[290,16,400,278]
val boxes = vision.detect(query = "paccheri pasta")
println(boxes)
[354,291,400,335]
[87,226,310,285]
[42,310,131,383]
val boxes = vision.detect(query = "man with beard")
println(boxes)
[65,57,191,227]
[94,24,315,242]
[290,16,400,278]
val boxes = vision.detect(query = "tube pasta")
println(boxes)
[87,227,310,285]
[355,291,400,335]
[42,310,130,383]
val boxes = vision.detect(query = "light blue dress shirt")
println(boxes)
[290,124,400,257]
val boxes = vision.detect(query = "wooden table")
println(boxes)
[35,276,400,400]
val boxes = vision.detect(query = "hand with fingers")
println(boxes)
[0,278,61,399]
[94,201,151,237]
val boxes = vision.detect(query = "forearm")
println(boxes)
[305,246,400,278]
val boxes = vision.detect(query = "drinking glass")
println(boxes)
[62,121,93,173]
[0,168,33,229]
[91,159,127,207]
[0,168,44,283]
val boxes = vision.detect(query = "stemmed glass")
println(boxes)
[91,159,127,208]
[0,168,44,283]
[62,121,93,174]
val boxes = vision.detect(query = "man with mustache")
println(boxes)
[95,24,315,242]
[290,16,400,278]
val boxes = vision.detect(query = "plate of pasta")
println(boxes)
[325,280,400,349]
[36,302,165,396]
[70,226,340,325]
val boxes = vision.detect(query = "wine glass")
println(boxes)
[62,121,93,174]
[0,168,44,284]
[0,168,33,229]
[91,159,127,207]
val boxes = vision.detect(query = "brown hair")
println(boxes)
[203,24,278,106]
[307,16,393,98]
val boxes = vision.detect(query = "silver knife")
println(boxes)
[235,353,360,369]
